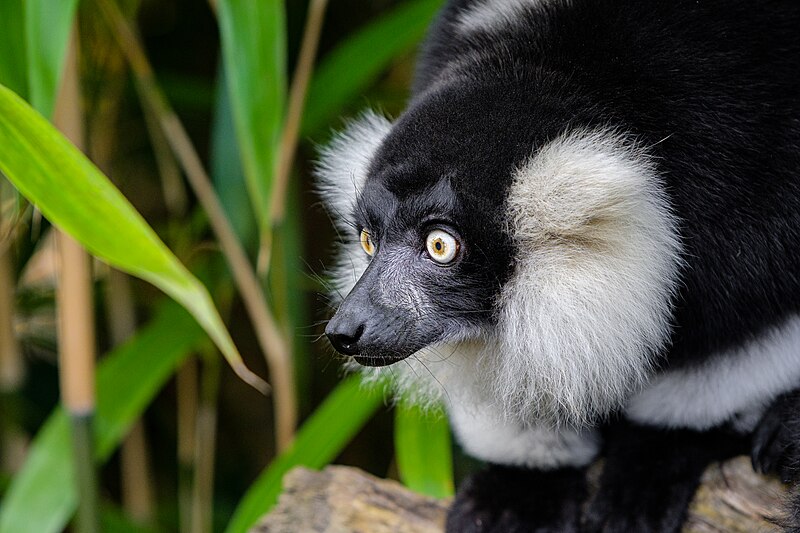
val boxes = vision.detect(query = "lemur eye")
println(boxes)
[360,228,376,256]
[426,229,459,264]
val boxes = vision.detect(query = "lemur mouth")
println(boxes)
[352,353,409,367]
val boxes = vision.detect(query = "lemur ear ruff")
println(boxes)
[487,129,682,425]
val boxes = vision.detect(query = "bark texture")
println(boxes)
[252,456,787,533]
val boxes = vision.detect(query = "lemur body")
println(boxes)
[318,0,800,530]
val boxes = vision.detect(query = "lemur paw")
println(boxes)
[445,465,585,533]
[751,391,800,483]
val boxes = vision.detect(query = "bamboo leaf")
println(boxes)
[224,377,383,533]
[25,0,80,118]
[0,302,204,533]
[216,0,286,235]
[0,84,263,390]
[0,0,27,98]
[211,65,257,250]
[301,0,443,136]
[395,404,454,498]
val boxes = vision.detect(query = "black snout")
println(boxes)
[324,257,430,367]
[325,317,364,356]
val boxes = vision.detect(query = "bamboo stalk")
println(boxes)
[177,357,199,533]
[57,230,100,533]
[55,25,99,533]
[113,24,197,526]
[269,0,329,226]
[96,0,296,450]
[191,354,221,533]
[105,271,156,524]
[139,96,189,217]
[0,251,22,393]
[85,23,161,521]
[257,0,329,276]
[0,247,26,476]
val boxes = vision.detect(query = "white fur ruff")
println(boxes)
[488,129,682,425]
[315,111,392,299]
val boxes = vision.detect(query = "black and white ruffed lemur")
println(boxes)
[316,0,800,531]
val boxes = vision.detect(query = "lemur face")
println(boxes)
[324,84,519,366]
[325,177,501,366]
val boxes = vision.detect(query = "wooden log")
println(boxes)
[252,456,787,533]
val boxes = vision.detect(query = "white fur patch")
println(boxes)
[626,316,800,430]
[358,341,599,469]
[449,397,600,468]
[456,0,540,34]
[487,129,682,426]
[315,111,392,299]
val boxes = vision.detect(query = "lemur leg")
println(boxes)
[445,401,599,532]
[447,464,586,533]
[584,419,746,533]
[751,389,800,483]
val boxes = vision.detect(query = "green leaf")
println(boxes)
[0,0,28,98]
[395,404,454,498]
[25,0,80,118]
[301,0,443,136]
[0,302,204,533]
[211,64,257,251]
[0,84,262,390]
[225,377,383,533]
[216,0,286,235]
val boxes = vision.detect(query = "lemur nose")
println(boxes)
[325,318,365,356]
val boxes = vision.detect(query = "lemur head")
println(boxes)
[318,79,681,424]
[323,82,527,366]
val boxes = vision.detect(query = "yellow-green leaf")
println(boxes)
[0,83,264,391]
[395,403,454,498]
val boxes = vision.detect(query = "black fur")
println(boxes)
[753,390,800,530]
[413,0,800,368]
[584,420,746,532]
[447,464,586,533]
[324,0,800,530]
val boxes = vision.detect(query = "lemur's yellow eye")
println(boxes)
[360,229,376,256]
[426,229,459,264]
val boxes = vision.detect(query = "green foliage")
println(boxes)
[302,0,443,136]
[217,0,286,235]
[0,84,253,385]
[0,0,27,98]
[0,303,203,533]
[211,67,257,250]
[0,0,459,529]
[25,0,80,118]
[225,377,383,533]
[395,404,454,498]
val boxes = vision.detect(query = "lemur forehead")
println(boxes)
[357,175,460,232]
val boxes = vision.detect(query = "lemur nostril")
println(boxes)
[325,321,365,356]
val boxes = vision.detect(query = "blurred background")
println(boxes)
[0,0,477,531]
